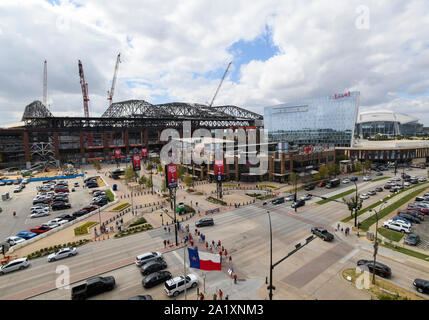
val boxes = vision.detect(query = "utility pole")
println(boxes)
[184,243,187,300]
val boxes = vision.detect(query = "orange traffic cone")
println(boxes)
[94,237,97,241]
[107,234,110,239]
[98,237,101,241]
[103,235,105,240]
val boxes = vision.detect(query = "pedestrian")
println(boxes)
[225,295,229,300]
[205,241,209,250]
[199,293,204,300]
[337,223,340,231]
[195,228,198,235]
[213,293,217,300]
[164,226,167,232]
[218,240,221,247]
[218,289,223,300]
[224,249,228,257]
[221,245,224,252]
[190,240,193,247]
[212,240,215,248]
[164,240,167,248]
[168,227,170,233]
[233,273,237,284]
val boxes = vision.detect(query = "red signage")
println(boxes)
[114,149,121,159]
[166,164,178,188]
[141,148,148,158]
[334,91,351,99]
[303,145,314,155]
[132,155,141,171]
[214,159,224,181]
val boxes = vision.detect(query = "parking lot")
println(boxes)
[0,176,95,242]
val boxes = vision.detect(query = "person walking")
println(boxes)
[229,256,232,264]
[218,289,223,300]
[168,227,170,233]
[225,295,229,300]
[224,248,228,257]
[164,239,167,248]
[205,241,209,250]
[199,293,204,300]
[233,273,237,284]
[213,293,217,300]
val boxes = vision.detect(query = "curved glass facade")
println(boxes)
[356,121,423,137]
[264,92,360,147]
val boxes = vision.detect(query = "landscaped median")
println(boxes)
[114,224,153,238]
[377,228,404,242]
[376,238,429,261]
[74,221,98,236]
[316,188,356,205]
[112,203,130,211]
[26,239,90,260]
[358,184,429,231]
[342,182,429,223]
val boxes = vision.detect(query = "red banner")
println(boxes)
[214,159,224,180]
[141,148,148,158]
[132,155,141,171]
[166,164,178,188]
[114,149,121,159]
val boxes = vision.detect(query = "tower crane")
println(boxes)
[78,60,90,118]
[43,60,47,107]
[208,61,232,107]
[107,53,121,108]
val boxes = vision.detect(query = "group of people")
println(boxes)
[336,223,350,236]
[199,289,229,300]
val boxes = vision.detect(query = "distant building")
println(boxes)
[355,111,423,137]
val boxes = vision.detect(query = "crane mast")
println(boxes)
[209,61,232,107]
[78,60,90,118]
[43,60,47,107]
[107,53,121,107]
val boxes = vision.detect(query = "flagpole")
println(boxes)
[184,243,187,300]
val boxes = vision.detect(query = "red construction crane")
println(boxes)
[107,53,121,108]
[78,60,90,118]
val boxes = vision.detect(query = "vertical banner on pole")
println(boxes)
[214,159,225,181]
[132,155,141,171]
[141,148,148,158]
[114,149,121,159]
[166,164,178,188]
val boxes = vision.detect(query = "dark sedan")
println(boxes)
[404,234,420,246]
[291,199,305,209]
[72,210,88,217]
[311,227,334,241]
[128,295,153,300]
[142,271,172,288]
[52,201,71,211]
[413,279,429,294]
[375,187,383,192]
[357,260,391,278]
[140,260,168,276]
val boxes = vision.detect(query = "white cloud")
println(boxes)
[0,0,429,126]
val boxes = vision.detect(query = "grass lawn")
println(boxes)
[372,176,391,182]
[359,185,429,231]
[378,238,429,261]
[112,203,130,211]
[316,188,355,205]
[105,189,115,202]
[74,221,98,236]
[377,228,404,242]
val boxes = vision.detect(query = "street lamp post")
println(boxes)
[267,210,273,301]
[369,201,387,285]
[353,180,359,228]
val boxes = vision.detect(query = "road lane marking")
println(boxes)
[339,248,360,264]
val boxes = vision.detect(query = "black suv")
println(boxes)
[311,227,334,241]
[304,184,315,191]
[72,210,88,217]
[357,260,391,278]
[375,187,383,192]
[140,260,168,276]
[142,271,172,288]
[51,201,71,210]
[413,279,429,294]
[291,199,305,208]
[57,214,76,221]
[195,218,214,227]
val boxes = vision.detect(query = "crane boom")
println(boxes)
[78,60,90,118]
[107,53,121,107]
[209,61,232,107]
[43,60,47,107]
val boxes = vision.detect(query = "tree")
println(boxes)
[313,173,321,181]
[343,194,363,219]
[289,171,300,185]
[364,160,371,173]
[161,179,167,193]
[177,165,183,179]
[145,176,153,189]
[184,174,193,188]
[328,164,337,177]
[318,166,329,178]
[158,163,163,173]
[93,159,101,171]
[354,162,362,172]
[124,167,136,183]
[138,175,147,186]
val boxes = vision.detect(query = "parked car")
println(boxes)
[404,182,411,187]
[0,258,30,275]
[52,201,71,211]
[49,218,69,225]
[71,276,115,300]
[28,226,51,234]
[304,184,315,191]
[392,216,413,225]
[195,218,214,227]
[413,279,429,294]
[376,172,383,176]
[72,210,88,217]
[398,209,424,221]
[350,177,358,181]
[291,199,305,209]
[382,219,411,233]
[317,181,327,187]
[86,182,98,189]
[140,260,168,276]
[311,227,334,241]
[81,205,99,213]
[375,187,383,192]
[48,247,77,262]
[57,214,76,221]
[30,211,50,218]
[142,271,172,288]
[360,194,369,199]
[397,213,420,224]
[5,236,25,246]
[384,184,392,190]
[300,194,312,201]
[285,194,295,201]
[41,222,59,229]
[164,274,198,297]
[128,295,153,300]
[357,259,391,278]
[341,179,350,184]
[367,190,376,196]
[363,176,372,181]
[404,234,420,246]
[16,231,37,240]
[135,252,163,267]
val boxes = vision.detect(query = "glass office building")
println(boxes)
[264,91,360,147]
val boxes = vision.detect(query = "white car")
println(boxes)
[342,179,350,184]
[164,274,198,297]
[0,258,30,275]
[41,222,59,229]
[393,177,401,181]
[47,247,77,262]
[48,218,68,225]
[285,194,295,201]
[418,177,426,182]
[30,210,50,218]
[360,194,369,199]
[404,182,411,187]
[383,219,411,233]
[300,194,312,201]
[5,236,25,246]
[363,176,372,181]
[135,252,163,266]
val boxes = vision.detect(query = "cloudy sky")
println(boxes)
[0,0,428,125]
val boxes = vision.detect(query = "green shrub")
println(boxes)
[105,189,114,202]
[112,203,130,211]
[74,221,98,236]
[130,217,147,227]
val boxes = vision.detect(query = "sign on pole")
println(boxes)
[166,164,178,188]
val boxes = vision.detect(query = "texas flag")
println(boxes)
[188,247,221,271]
